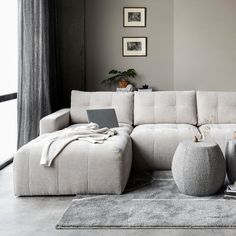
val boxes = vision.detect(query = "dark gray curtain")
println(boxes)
[17,0,58,148]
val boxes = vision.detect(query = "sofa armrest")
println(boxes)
[40,109,70,135]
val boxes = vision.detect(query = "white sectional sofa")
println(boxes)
[13,90,236,196]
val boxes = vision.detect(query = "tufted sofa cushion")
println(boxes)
[134,91,197,125]
[70,90,133,125]
[131,124,200,170]
[197,91,236,125]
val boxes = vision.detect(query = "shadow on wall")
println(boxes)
[56,0,85,107]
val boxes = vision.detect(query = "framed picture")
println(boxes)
[122,37,147,57]
[123,7,146,27]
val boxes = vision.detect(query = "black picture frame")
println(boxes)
[122,37,147,57]
[123,7,147,27]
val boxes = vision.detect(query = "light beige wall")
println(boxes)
[174,0,236,91]
[85,0,174,91]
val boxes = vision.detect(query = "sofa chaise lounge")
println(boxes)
[13,90,236,196]
[14,91,133,195]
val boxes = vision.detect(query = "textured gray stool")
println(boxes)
[225,139,236,184]
[172,140,226,196]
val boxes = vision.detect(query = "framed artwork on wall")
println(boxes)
[122,37,147,57]
[123,7,146,27]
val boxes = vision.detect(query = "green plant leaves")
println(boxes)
[101,68,137,85]
[109,69,122,75]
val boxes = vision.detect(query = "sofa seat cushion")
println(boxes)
[199,124,236,153]
[13,123,132,196]
[131,124,200,170]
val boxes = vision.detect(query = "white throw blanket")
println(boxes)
[40,123,117,167]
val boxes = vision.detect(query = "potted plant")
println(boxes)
[101,68,137,88]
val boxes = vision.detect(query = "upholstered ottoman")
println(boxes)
[172,141,226,196]
[14,91,134,196]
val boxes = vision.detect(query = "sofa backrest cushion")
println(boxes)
[70,90,133,125]
[197,91,236,125]
[134,91,197,125]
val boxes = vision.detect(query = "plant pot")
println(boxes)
[118,80,129,88]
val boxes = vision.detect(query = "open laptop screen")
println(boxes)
[86,109,119,128]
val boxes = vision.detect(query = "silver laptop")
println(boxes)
[86,108,119,128]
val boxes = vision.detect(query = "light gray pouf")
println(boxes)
[225,139,236,184]
[172,141,226,196]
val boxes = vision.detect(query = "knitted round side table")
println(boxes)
[172,140,226,196]
[225,139,236,184]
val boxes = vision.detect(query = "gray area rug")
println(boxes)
[56,171,236,229]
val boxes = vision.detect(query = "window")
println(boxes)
[0,1,17,168]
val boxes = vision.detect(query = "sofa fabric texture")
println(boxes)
[172,141,226,196]
[40,109,70,135]
[70,90,133,125]
[199,124,236,153]
[134,91,197,125]
[14,123,132,196]
[197,91,236,125]
[131,124,200,170]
